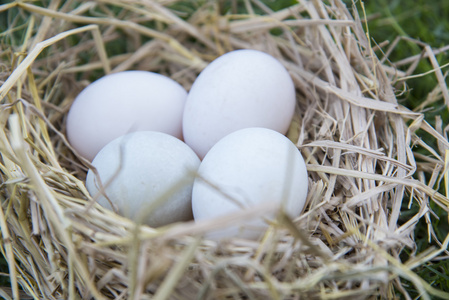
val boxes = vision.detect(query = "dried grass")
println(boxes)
[0,0,448,299]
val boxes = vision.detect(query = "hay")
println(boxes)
[0,0,448,299]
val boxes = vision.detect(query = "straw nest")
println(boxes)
[1,0,449,299]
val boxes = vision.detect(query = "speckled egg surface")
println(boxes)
[86,131,200,227]
[67,71,187,161]
[182,49,296,159]
[192,127,308,240]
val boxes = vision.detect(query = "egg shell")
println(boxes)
[86,131,200,227]
[67,71,187,161]
[192,128,308,240]
[183,49,296,159]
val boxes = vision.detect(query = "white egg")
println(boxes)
[86,131,200,227]
[192,128,308,240]
[67,71,187,161]
[183,49,296,159]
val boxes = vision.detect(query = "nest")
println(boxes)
[1,0,449,299]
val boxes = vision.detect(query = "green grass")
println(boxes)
[354,0,449,109]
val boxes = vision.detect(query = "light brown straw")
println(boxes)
[0,0,448,299]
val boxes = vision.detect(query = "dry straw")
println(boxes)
[0,0,448,299]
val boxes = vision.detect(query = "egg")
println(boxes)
[192,128,308,240]
[67,71,187,161]
[183,49,296,159]
[86,131,200,227]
